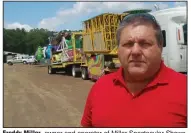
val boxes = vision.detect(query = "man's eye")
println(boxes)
[123,42,134,47]
[140,42,151,47]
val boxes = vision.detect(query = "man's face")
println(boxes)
[118,24,162,80]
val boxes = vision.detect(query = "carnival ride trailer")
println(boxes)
[48,32,85,77]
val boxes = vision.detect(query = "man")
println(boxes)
[81,13,187,127]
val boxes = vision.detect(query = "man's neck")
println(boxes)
[126,80,150,96]
[123,72,157,96]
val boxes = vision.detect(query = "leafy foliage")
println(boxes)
[3,28,82,55]
[3,28,54,55]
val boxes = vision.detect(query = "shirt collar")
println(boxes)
[113,61,169,87]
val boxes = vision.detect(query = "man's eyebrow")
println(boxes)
[120,37,155,44]
[125,37,135,42]
[137,38,154,43]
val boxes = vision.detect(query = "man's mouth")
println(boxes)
[129,60,145,63]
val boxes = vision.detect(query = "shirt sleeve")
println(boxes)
[81,86,95,127]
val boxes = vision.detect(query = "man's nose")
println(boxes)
[131,43,142,55]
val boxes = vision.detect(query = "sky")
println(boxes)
[3,1,187,32]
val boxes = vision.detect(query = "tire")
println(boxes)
[23,61,27,64]
[72,65,80,77]
[48,66,56,74]
[81,67,89,80]
[72,65,77,77]
[34,61,37,65]
[7,62,13,66]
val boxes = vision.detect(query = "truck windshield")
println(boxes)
[183,24,187,45]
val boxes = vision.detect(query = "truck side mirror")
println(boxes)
[176,25,184,44]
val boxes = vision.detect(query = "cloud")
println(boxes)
[38,2,100,30]
[4,22,33,31]
[38,2,170,31]
[174,2,187,7]
[155,2,169,10]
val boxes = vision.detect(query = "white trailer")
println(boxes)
[150,6,187,73]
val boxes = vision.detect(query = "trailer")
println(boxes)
[48,32,85,77]
[48,13,128,80]
[80,13,129,80]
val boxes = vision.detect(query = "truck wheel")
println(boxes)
[72,66,77,77]
[72,65,81,77]
[23,61,27,64]
[8,62,13,66]
[48,66,56,74]
[81,67,88,80]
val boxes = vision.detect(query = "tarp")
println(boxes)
[45,44,52,59]
[36,46,44,61]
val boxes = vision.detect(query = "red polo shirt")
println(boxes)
[81,62,187,127]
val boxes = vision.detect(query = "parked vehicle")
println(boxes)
[150,6,187,73]
[7,56,23,65]
[22,56,37,65]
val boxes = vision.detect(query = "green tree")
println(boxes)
[3,28,50,55]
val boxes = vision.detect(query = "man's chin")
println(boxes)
[128,68,146,76]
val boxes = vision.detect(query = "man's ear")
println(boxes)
[160,43,163,51]
[117,46,120,56]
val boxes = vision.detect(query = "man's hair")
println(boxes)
[116,13,164,48]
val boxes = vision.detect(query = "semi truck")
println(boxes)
[150,6,187,73]
[47,6,187,80]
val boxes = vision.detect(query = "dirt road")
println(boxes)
[4,64,94,127]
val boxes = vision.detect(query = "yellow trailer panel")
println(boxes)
[82,13,127,53]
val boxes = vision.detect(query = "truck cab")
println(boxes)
[150,6,187,73]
